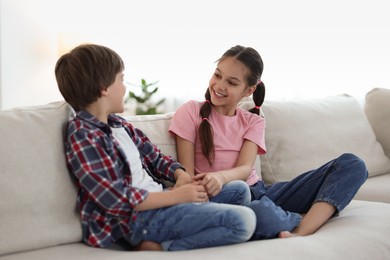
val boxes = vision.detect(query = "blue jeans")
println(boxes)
[209,180,251,205]
[128,202,256,251]
[248,153,368,239]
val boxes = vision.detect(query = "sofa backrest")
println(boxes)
[258,94,390,184]
[365,88,390,160]
[125,94,390,185]
[125,112,178,160]
[0,101,82,256]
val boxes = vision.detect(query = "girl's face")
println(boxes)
[106,71,126,114]
[208,57,255,116]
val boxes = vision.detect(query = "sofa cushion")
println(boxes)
[365,88,390,159]
[260,94,390,184]
[2,200,390,260]
[0,101,81,255]
[355,173,390,203]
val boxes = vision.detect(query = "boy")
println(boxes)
[55,43,256,251]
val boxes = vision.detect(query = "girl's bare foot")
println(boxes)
[136,241,162,251]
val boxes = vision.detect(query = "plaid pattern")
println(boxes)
[65,111,181,248]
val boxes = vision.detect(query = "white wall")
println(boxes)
[1,0,389,110]
[0,1,2,109]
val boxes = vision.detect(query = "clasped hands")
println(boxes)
[173,171,225,203]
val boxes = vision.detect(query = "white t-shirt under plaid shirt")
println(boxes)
[111,126,163,192]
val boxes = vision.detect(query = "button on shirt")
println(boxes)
[65,111,182,248]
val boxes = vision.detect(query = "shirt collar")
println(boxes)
[76,111,124,133]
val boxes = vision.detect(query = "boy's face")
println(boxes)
[106,72,126,114]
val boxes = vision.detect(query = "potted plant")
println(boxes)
[126,79,166,115]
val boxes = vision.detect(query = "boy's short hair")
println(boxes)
[55,44,125,111]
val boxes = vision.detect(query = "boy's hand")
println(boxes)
[173,169,193,189]
[172,182,209,203]
[135,182,208,211]
[193,172,225,197]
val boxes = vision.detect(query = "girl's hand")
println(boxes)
[193,172,225,197]
[172,182,209,203]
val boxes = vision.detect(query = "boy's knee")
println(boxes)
[235,206,257,241]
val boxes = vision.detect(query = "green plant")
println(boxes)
[127,79,165,115]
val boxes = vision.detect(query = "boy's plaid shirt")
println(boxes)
[65,111,182,248]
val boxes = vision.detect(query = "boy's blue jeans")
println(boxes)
[127,180,256,251]
[247,153,368,239]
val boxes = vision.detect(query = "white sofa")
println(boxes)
[1,88,390,260]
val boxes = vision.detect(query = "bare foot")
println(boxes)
[136,241,162,251]
[278,231,299,238]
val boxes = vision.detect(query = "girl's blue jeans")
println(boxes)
[127,180,256,251]
[127,153,368,249]
[247,153,368,239]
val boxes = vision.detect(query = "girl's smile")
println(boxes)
[213,89,227,98]
[208,57,255,116]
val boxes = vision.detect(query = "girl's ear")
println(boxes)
[244,85,256,97]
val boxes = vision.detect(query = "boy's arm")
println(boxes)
[173,167,192,188]
[131,126,186,182]
[66,130,148,217]
[134,182,208,211]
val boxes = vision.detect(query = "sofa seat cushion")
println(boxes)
[0,102,81,256]
[259,94,390,183]
[2,200,390,260]
[355,173,390,203]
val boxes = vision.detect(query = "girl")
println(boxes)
[169,45,368,239]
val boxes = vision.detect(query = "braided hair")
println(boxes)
[198,45,265,165]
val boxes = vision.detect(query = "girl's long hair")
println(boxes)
[198,45,265,165]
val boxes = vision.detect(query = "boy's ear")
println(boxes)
[101,87,109,96]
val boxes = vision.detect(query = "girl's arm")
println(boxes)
[214,139,259,181]
[194,140,258,197]
[175,135,196,177]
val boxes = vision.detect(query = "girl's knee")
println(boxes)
[226,180,251,205]
[211,180,251,205]
[339,153,365,167]
[228,180,250,191]
[339,153,368,183]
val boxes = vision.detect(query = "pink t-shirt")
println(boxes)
[169,100,266,185]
